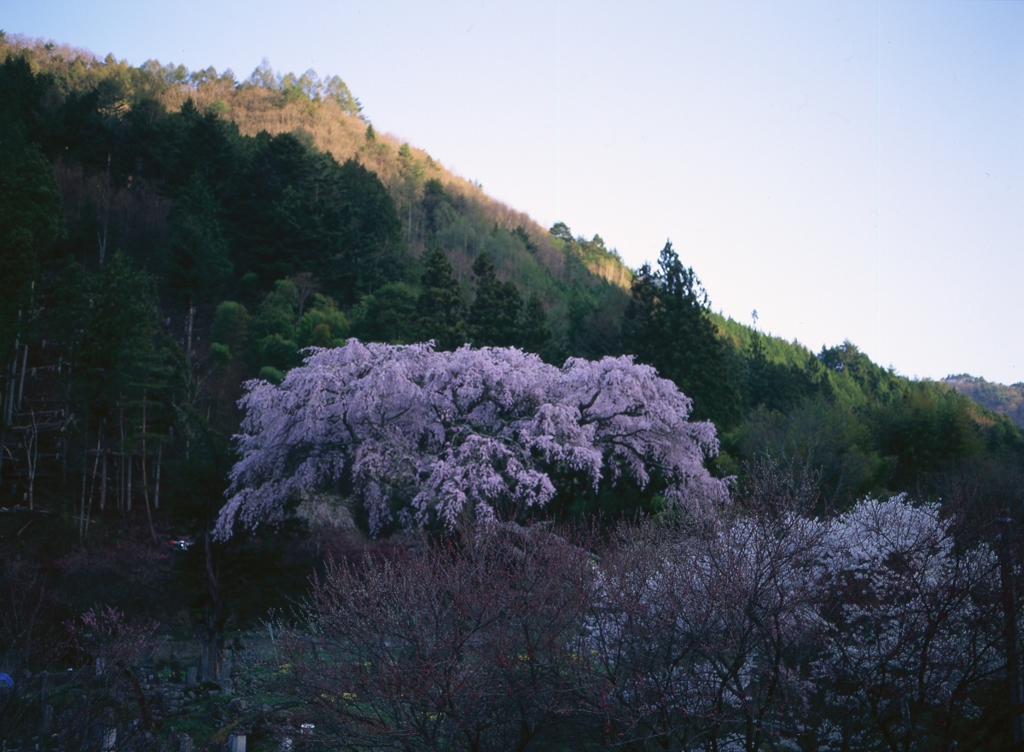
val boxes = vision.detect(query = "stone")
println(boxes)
[227,697,248,713]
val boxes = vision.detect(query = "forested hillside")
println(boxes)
[3,33,1024,750]
[2,30,1022,530]
[945,373,1024,429]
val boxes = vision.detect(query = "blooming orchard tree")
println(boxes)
[581,512,826,750]
[216,340,728,538]
[810,497,1003,751]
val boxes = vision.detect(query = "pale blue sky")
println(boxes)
[6,1,1023,384]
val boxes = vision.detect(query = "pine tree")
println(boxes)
[167,173,232,358]
[416,247,467,350]
[520,292,551,357]
[623,241,740,426]
[469,252,522,348]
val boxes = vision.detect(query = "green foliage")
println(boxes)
[873,383,987,488]
[243,60,361,113]
[520,292,552,356]
[549,221,573,245]
[258,366,284,385]
[296,294,350,348]
[0,138,61,356]
[76,253,162,417]
[166,173,231,305]
[513,226,538,254]
[0,55,63,357]
[229,136,405,303]
[254,280,299,332]
[469,252,523,348]
[734,396,886,502]
[421,178,457,240]
[352,282,418,344]
[210,301,251,359]
[415,246,468,350]
[623,241,741,426]
[258,334,300,372]
[209,341,232,366]
[744,329,826,413]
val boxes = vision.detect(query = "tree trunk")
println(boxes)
[186,300,195,361]
[141,394,156,544]
[16,344,28,411]
[86,431,102,537]
[4,332,18,425]
[196,530,223,682]
[80,426,88,541]
[119,401,127,513]
[100,444,107,512]
[25,410,37,510]
[126,449,133,513]
[196,618,222,684]
[97,153,111,267]
[154,444,162,510]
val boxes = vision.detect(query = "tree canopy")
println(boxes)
[217,340,727,537]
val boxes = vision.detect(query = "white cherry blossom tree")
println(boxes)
[216,340,728,538]
[810,497,1003,751]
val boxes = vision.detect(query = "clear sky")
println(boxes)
[6,1,1023,384]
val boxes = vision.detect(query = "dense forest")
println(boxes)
[945,374,1024,430]
[3,34,1024,751]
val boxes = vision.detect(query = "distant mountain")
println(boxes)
[943,375,1024,429]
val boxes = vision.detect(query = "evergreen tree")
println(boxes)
[350,282,417,344]
[167,173,232,358]
[744,330,823,414]
[78,253,162,417]
[520,292,551,357]
[469,252,522,348]
[167,173,232,301]
[353,282,418,345]
[334,158,406,297]
[0,140,61,365]
[416,247,467,350]
[227,136,403,304]
[0,55,61,369]
[622,241,740,426]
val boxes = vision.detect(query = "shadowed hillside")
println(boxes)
[944,374,1024,429]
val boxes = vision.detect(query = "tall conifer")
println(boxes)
[469,252,522,348]
[623,241,740,426]
[416,247,467,350]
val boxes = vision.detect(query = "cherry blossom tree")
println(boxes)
[578,478,1006,752]
[579,510,825,751]
[809,497,1004,751]
[216,340,728,538]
